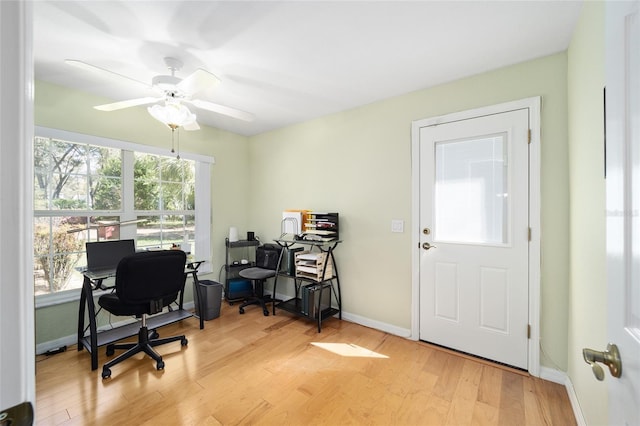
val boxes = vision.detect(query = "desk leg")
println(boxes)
[77,278,88,351]
[78,277,100,370]
[191,271,204,330]
[272,247,286,315]
[86,281,100,370]
[329,249,342,320]
[272,274,279,316]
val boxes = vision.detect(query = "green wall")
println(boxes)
[35,54,572,375]
[34,80,251,347]
[249,53,570,368]
[34,10,616,421]
[567,2,607,425]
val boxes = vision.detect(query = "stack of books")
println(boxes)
[300,282,332,318]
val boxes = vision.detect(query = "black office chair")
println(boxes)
[98,250,188,379]
[238,244,281,316]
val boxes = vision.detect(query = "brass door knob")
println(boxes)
[582,343,622,380]
[422,242,436,250]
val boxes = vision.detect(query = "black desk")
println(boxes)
[77,260,203,371]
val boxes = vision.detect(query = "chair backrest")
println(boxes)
[114,250,186,306]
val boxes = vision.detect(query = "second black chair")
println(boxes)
[97,250,188,379]
[238,244,281,316]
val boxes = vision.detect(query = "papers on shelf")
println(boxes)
[302,233,335,242]
[296,265,320,274]
[297,253,320,261]
[304,229,334,235]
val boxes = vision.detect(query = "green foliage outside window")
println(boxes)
[34,223,83,293]
[91,154,122,210]
[34,137,197,295]
[134,154,194,211]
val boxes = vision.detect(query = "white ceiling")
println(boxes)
[33,1,583,136]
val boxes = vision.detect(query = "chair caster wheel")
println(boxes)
[157,360,165,370]
[239,307,245,314]
[150,330,159,339]
[106,345,115,356]
[101,368,111,379]
[263,309,269,316]
[181,337,188,346]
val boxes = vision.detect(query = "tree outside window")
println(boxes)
[34,136,196,296]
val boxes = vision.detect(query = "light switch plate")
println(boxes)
[391,219,404,233]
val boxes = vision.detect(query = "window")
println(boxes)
[34,127,213,305]
[132,152,196,251]
[434,134,508,245]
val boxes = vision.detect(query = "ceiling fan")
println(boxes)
[66,57,254,130]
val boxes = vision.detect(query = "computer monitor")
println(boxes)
[85,239,135,271]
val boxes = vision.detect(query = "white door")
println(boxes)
[418,108,530,369]
[605,2,640,424]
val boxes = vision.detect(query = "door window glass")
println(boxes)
[434,133,509,245]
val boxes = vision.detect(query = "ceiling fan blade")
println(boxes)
[94,97,161,111]
[187,99,255,122]
[177,69,220,95]
[65,59,152,90]
[183,121,201,131]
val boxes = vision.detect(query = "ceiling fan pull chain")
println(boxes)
[171,127,175,154]
[176,129,181,160]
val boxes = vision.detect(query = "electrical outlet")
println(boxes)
[391,219,404,233]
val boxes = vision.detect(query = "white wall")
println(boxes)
[0,0,35,410]
[567,2,607,425]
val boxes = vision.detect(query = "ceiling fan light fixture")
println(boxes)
[147,101,197,129]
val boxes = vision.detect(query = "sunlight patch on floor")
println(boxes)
[311,342,389,358]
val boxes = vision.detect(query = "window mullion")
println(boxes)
[195,162,211,266]
[120,150,136,240]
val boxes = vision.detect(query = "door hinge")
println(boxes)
[527,324,531,339]
[528,227,532,241]
[528,129,532,144]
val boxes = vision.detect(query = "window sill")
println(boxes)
[35,286,110,309]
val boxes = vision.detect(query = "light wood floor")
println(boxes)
[35,302,576,425]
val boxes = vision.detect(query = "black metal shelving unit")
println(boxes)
[224,238,259,304]
[272,238,342,332]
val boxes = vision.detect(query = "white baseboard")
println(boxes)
[539,366,586,426]
[36,318,137,355]
[36,301,196,355]
[539,365,567,384]
[271,291,412,338]
[36,336,76,356]
[340,311,412,338]
[39,295,410,355]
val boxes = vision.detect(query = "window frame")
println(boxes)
[34,126,214,307]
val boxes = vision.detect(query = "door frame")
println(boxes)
[410,97,541,376]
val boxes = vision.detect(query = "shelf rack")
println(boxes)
[272,238,342,332]
[224,238,259,303]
